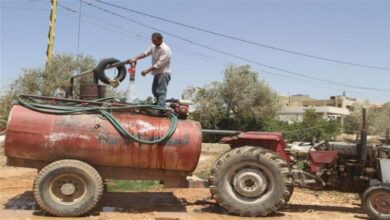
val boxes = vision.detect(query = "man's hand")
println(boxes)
[141,67,153,76]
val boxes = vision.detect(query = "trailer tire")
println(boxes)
[209,146,291,217]
[94,58,126,84]
[33,160,103,217]
[362,185,390,220]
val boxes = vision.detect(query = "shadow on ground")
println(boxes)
[282,203,364,214]
[195,200,364,216]
[3,191,186,215]
[3,191,35,210]
[96,192,187,213]
[3,191,366,218]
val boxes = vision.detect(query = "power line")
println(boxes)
[58,4,146,40]
[82,1,390,93]
[0,6,48,11]
[1,3,374,99]
[58,7,381,96]
[58,3,324,87]
[59,4,303,81]
[77,1,82,54]
[93,0,390,71]
[1,4,374,98]
[58,2,389,96]
[57,3,216,62]
[58,4,315,87]
[57,4,77,13]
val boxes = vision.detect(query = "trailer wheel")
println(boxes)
[362,185,390,220]
[209,146,291,217]
[33,160,103,217]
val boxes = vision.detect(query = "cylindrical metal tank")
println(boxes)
[79,84,106,100]
[5,105,202,172]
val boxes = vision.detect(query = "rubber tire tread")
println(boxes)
[285,185,294,203]
[33,159,103,217]
[362,185,390,220]
[95,58,126,84]
[209,146,292,217]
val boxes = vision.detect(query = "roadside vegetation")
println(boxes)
[190,64,390,143]
[0,53,389,142]
[0,54,120,128]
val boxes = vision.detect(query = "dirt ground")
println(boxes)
[0,142,371,220]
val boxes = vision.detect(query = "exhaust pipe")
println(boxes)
[359,108,367,162]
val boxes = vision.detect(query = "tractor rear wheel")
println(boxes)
[33,160,103,217]
[286,185,294,203]
[362,185,390,220]
[209,146,291,217]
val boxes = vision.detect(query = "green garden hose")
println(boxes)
[16,96,178,144]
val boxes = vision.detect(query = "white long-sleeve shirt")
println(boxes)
[144,42,171,75]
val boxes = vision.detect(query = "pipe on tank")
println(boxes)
[202,129,241,136]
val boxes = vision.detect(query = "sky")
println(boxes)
[1,0,390,103]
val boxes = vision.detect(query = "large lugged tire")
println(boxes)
[209,146,292,217]
[285,185,294,203]
[362,185,390,220]
[33,160,103,217]
[94,58,126,84]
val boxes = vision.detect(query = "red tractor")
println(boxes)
[3,59,390,219]
[204,108,390,219]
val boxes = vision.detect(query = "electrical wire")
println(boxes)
[77,1,82,54]
[82,1,390,93]
[0,6,48,11]
[7,2,383,98]
[58,2,389,97]
[59,3,314,85]
[93,0,390,71]
[58,3,218,61]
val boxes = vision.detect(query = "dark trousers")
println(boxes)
[152,73,171,107]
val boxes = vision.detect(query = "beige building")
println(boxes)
[279,94,315,107]
[278,106,350,123]
[278,95,364,124]
[302,95,356,112]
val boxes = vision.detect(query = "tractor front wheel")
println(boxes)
[209,146,291,217]
[362,185,390,220]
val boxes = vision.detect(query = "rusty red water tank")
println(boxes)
[5,105,202,172]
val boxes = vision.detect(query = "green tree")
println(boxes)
[280,109,341,142]
[343,114,361,134]
[191,82,227,129]
[191,64,280,131]
[343,103,390,136]
[42,54,96,96]
[342,103,365,134]
[367,102,390,135]
[0,54,97,127]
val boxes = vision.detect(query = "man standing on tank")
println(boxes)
[128,33,171,107]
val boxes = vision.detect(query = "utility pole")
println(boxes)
[46,0,58,65]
